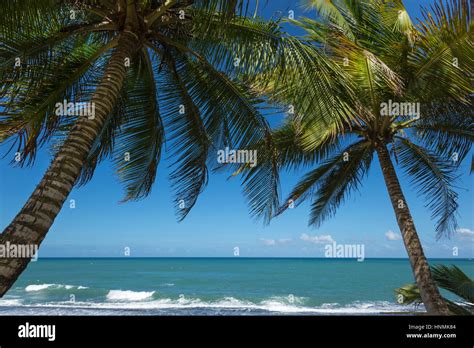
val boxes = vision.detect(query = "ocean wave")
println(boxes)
[25,284,89,292]
[0,299,23,306]
[0,296,425,315]
[106,290,155,301]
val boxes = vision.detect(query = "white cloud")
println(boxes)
[260,238,292,246]
[300,233,334,244]
[260,238,276,246]
[385,230,401,241]
[456,228,474,241]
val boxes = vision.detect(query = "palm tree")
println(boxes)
[395,265,474,315]
[0,0,342,296]
[237,0,473,315]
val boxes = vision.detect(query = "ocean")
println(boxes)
[0,258,472,315]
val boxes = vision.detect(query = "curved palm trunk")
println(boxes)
[0,31,139,297]
[375,143,452,315]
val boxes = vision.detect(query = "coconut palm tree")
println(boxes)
[0,0,346,296]
[237,0,473,315]
[395,265,474,315]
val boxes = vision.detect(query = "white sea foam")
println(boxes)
[106,290,155,301]
[25,284,53,292]
[0,293,429,315]
[25,284,89,292]
[0,299,23,306]
[19,298,422,313]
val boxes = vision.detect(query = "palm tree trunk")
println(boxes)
[0,30,139,297]
[375,143,452,315]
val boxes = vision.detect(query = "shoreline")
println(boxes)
[0,300,426,316]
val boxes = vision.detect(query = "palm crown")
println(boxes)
[0,0,331,218]
[243,0,472,238]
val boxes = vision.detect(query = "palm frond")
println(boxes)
[432,265,474,303]
[230,117,350,223]
[247,30,358,131]
[276,119,344,169]
[395,137,459,238]
[157,51,211,220]
[155,38,271,149]
[304,0,355,38]
[278,140,373,226]
[406,100,474,165]
[395,264,474,315]
[188,12,284,78]
[239,136,280,223]
[112,48,164,201]
[410,0,473,103]
[394,282,472,315]
[379,0,415,42]
[1,38,116,165]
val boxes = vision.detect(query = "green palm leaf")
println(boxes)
[112,49,164,201]
[1,38,116,164]
[408,100,474,164]
[432,265,474,303]
[158,52,211,220]
[395,265,474,315]
[277,140,373,226]
[410,0,473,103]
[395,137,459,238]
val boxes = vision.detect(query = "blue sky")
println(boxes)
[0,0,472,258]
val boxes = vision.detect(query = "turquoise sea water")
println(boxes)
[0,258,472,315]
